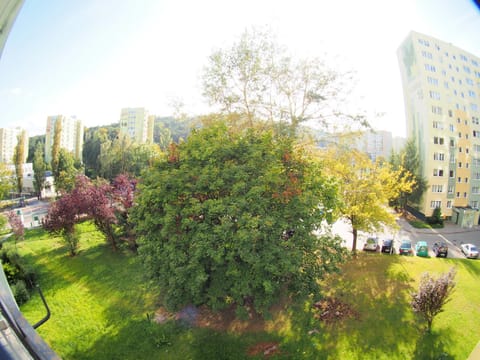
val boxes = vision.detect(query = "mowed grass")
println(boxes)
[6,224,480,359]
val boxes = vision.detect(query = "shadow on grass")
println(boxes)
[73,317,280,360]
[413,328,455,360]
[282,253,430,359]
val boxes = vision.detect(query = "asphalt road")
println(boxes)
[7,199,50,229]
[332,216,480,259]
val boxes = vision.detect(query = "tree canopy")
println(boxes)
[320,144,415,252]
[131,120,346,316]
[202,27,367,133]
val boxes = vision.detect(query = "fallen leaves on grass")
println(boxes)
[313,297,359,324]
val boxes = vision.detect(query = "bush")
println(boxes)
[11,280,30,305]
[411,268,456,332]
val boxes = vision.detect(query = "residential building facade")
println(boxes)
[355,130,393,162]
[398,31,480,224]
[45,115,84,164]
[119,107,154,144]
[0,127,28,164]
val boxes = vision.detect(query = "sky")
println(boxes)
[1,0,480,137]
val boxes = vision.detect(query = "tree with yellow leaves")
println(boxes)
[320,145,415,252]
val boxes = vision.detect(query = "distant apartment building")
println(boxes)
[316,130,397,162]
[355,130,393,162]
[0,127,28,164]
[398,31,480,225]
[119,107,154,144]
[45,115,83,164]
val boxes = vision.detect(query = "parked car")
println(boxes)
[433,242,448,257]
[381,239,394,254]
[399,240,413,255]
[460,243,479,259]
[415,241,429,257]
[363,237,379,251]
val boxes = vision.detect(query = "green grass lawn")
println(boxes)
[5,224,480,359]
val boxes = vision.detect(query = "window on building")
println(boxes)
[434,152,445,161]
[448,185,454,194]
[430,200,441,208]
[425,64,436,72]
[427,76,438,85]
[449,170,454,177]
[458,177,462,182]
[447,200,452,209]
[459,147,463,153]
[433,169,444,176]
[472,187,480,195]
[431,185,443,193]
[433,136,444,145]
[431,106,442,115]
[465,177,469,183]
[458,162,462,168]
[429,90,441,100]
[471,201,478,209]
[464,192,468,198]
[457,192,460,198]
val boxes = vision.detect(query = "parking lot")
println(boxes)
[332,216,480,259]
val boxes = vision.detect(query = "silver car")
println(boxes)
[460,243,479,259]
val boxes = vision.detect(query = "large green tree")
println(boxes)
[13,130,27,194]
[0,163,15,200]
[98,134,161,180]
[55,149,82,194]
[51,119,62,178]
[32,142,47,199]
[83,125,119,178]
[131,121,346,316]
[401,137,428,207]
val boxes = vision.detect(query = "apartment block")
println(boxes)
[119,107,154,144]
[355,130,393,162]
[0,127,28,164]
[45,115,83,164]
[398,31,480,225]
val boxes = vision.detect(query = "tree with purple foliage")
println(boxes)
[43,174,137,255]
[111,174,137,250]
[7,211,24,247]
[43,176,90,256]
[411,267,456,332]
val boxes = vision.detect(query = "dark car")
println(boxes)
[381,239,394,254]
[433,242,448,257]
[399,240,413,255]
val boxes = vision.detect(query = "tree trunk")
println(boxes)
[427,318,433,333]
[352,227,358,253]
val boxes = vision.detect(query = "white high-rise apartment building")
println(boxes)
[398,31,480,224]
[0,127,28,164]
[119,107,154,144]
[45,115,83,164]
